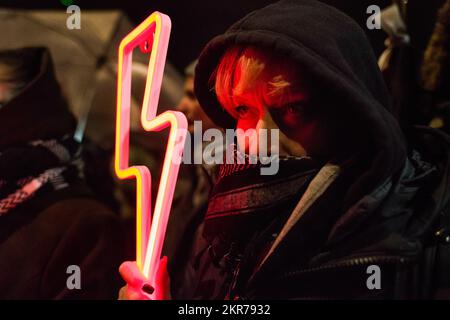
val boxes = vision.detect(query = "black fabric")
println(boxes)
[241,126,450,300]
[194,0,407,211]
[0,47,76,149]
[0,183,124,299]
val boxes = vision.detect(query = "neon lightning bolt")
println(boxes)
[115,12,187,288]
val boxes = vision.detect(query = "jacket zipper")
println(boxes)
[234,255,415,300]
[281,255,414,280]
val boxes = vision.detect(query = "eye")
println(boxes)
[285,104,305,115]
[235,105,250,118]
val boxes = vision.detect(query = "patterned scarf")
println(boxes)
[185,145,325,299]
[0,136,83,215]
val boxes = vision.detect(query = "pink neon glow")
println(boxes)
[115,11,187,296]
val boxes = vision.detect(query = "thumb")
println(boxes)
[119,261,154,300]
[155,256,171,300]
[119,261,147,287]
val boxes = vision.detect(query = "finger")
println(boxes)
[119,261,146,287]
[156,256,169,287]
[155,256,171,300]
[128,286,152,300]
[118,286,126,300]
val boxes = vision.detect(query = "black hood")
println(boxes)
[0,47,76,150]
[194,0,407,208]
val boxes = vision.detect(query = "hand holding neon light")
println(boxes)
[118,257,171,300]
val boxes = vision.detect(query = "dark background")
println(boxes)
[1,0,391,72]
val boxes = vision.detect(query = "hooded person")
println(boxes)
[119,0,450,300]
[0,47,125,299]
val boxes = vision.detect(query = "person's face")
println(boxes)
[177,76,215,133]
[224,71,334,158]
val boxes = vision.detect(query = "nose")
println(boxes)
[237,109,281,157]
[256,109,278,131]
[255,110,281,156]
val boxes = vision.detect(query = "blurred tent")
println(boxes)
[0,8,184,147]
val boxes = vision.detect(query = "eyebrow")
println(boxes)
[269,95,308,109]
[225,90,308,112]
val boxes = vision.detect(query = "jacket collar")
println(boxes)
[249,145,440,288]
[259,163,341,269]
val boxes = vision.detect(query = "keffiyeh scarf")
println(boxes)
[0,136,83,215]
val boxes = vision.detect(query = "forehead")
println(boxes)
[231,77,308,109]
